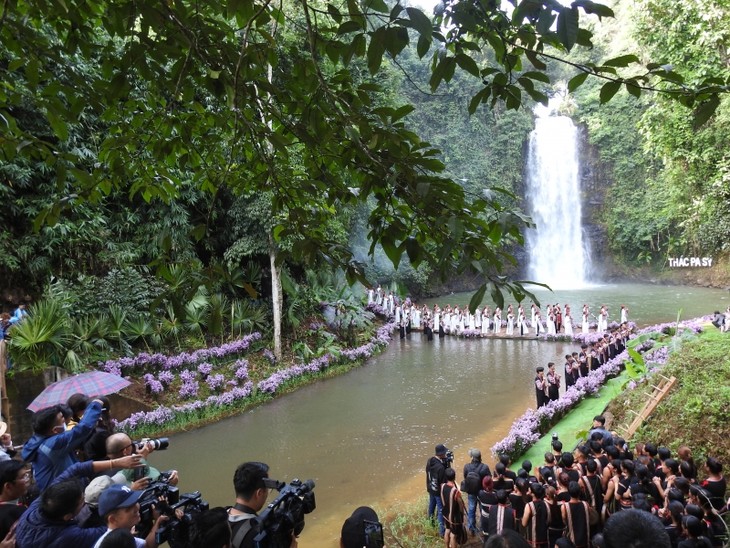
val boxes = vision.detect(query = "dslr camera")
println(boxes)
[444,450,454,468]
[134,437,170,452]
[253,478,316,548]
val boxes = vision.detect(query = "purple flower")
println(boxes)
[179,380,199,398]
[206,374,225,391]
[158,371,175,385]
[197,363,213,377]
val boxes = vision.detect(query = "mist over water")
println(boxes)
[525,100,591,288]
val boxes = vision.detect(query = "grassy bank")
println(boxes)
[606,327,730,464]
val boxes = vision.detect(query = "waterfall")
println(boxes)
[525,98,591,288]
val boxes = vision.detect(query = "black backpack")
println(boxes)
[463,470,482,495]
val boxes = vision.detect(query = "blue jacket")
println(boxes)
[15,461,106,548]
[22,400,103,490]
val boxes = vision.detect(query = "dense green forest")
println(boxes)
[1,0,728,372]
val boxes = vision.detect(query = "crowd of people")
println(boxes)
[367,286,629,340]
[425,428,728,548]
[0,391,387,548]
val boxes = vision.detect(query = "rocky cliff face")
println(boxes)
[577,122,610,279]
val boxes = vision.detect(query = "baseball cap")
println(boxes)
[341,506,383,548]
[98,484,144,516]
[435,444,448,455]
[85,475,115,508]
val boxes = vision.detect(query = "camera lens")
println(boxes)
[152,438,170,450]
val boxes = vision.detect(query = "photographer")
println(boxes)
[15,454,143,548]
[93,485,168,548]
[426,444,451,537]
[105,434,178,491]
[227,462,297,548]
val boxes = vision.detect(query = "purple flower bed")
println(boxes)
[113,321,396,435]
[490,316,706,461]
[99,332,263,374]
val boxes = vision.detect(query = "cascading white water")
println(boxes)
[525,97,591,288]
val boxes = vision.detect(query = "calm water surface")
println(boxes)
[154,283,728,546]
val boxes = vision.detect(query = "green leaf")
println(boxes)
[364,0,389,13]
[382,26,408,57]
[572,0,614,18]
[468,284,487,313]
[405,237,421,264]
[455,53,480,77]
[521,71,550,83]
[381,238,401,270]
[468,88,489,115]
[557,6,579,51]
[337,21,363,34]
[525,50,547,70]
[416,34,431,58]
[46,110,69,141]
[599,80,621,104]
[693,95,720,130]
[327,4,343,22]
[603,54,640,67]
[536,8,555,35]
[625,80,641,98]
[567,71,588,92]
[367,28,386,74]
[406,7,433,36]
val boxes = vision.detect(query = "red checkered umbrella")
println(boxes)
[27,371,131,412]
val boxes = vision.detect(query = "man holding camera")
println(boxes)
[228,461,298,548]
[92,484,168,548]
[426,443,451,537]
[105,433,179,490]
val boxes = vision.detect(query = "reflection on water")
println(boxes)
[151,284,728,546]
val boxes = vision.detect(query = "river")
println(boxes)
[152,283,729,546]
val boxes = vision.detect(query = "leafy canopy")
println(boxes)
[1,0,727,307]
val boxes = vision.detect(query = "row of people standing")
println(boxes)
[368,286,630,339]
[534,326,631,408]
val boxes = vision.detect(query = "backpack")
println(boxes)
[463,471,482,495]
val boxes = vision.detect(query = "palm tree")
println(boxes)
[7,298,71,373]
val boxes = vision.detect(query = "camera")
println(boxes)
[444,450,454,468]
[154,491,210,546]
[136,474,180,538]
[135,437,170,451]
[253,478,316,548]
[552,433,559,442]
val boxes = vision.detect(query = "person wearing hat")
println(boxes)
[426,444,450,537]
[92,484,167,548]
[462,449,490,536]
[77,475,115,529]
[340,506,384,548]
[14,454,142,548]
